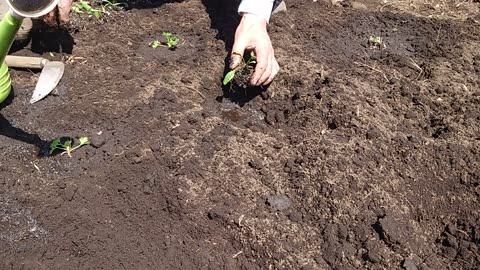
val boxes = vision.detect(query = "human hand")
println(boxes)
[43,0,73,27]
[230,13,279,86]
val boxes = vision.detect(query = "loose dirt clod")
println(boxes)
[267,195,292,211]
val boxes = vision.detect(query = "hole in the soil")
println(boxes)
[221,85,266,107]
[432,127,450,138]
[328,121,338,130]
[372,220,387,241]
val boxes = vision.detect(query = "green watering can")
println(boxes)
[0,0,58,104]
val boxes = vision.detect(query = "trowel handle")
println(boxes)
[4,56,48,69]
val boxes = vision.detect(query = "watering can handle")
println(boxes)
[4,56,48,69]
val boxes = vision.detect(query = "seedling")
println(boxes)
[223,51,257,86]
[71,0,126,19]
[162,32,179,49]
[102,0,127,10]
[72,0,103,19]
[368,35,385,49]
[149,32,180,50]
[150,40,161,49]
[49,136,91,157]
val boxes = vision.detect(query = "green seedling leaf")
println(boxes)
[369,35,382,45]
[72,0,108,20]
[80,1,92,11]
[223,70,236,85]
[102,0,127,9]
[72,5,83,13]
[93,9,102,19]
[49,138,62,154]
[48,136,90,157]
[151,40,161,48]
[63,140,72,149]
[162,32,179,49]
[78,136,91,146]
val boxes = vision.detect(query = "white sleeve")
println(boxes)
[238,0,275,23]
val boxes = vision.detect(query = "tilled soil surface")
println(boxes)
[1,0,479,269]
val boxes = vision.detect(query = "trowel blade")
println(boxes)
[30,61,64,104]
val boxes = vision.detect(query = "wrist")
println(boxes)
[240,13,268,28]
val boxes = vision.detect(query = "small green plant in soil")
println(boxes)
[223,51,257,86]
[102,0,127,10]
[150,32,180,50]
[72,0,126,19]
[162,32,179,49]
[150,40,161,49]
[368,35,385,49]
[49,136,91,157]
[72,0,103,19]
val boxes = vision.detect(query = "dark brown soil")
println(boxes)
[1,0,479,269]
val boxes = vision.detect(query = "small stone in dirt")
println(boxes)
[150,143,162,152]
[260,90,270,100]
[275,111,285,123]
[180,77,192,84]
[402,258,418,270]
[248,158,263,170]
[378,215,412,246]
[207,207,229,223]
[404,111,417,119]
[444,233,459,249]
[314,255,328,267]
[288,211,302,222]
[273,143,283,149]
[366,248,381,263]
[63,185,77,201]
[267,195,292,211]
[366,127,381,140]
[284,159,295,172]
[265,110,276,125]
[90,134,106,148]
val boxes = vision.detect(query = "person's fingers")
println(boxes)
[250,45,269,85]
[230,35,249,69]
[263,57,279,86]
[257,54,273,86]
[229,52,242,70]
[58,0,72,24]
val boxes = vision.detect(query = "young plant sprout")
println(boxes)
[49,136,91,157]
[223,51,257,86]
[162,32,179,49]
[150,40,161,49]
[150,32,180,50]
[368,35,385,49]
[71,0,103,19]
[102,0,127,10]
[71,0,126,19]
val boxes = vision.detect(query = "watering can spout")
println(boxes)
[0,13,22,65]
[0,0,59,104]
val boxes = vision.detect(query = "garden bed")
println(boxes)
[1,0,479,269]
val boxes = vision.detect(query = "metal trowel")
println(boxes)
[5,55,65,103]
